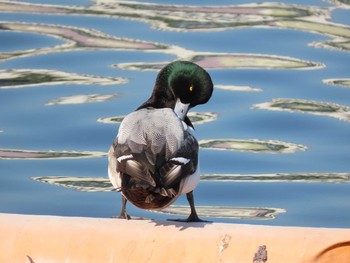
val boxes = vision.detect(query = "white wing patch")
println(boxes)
[170,157,190,165]
[117,154,133,163]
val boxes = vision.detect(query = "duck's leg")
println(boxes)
[118,195,131,219]
[185,191,207,222]
[169,191,208,222]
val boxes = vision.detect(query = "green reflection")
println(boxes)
[46,94,119,106]
[253,98,350,122]
[98,112,218,125]
[199,139,307,153]
[0,69,127,89]
[0,149,106,160]
[159,206,285,220]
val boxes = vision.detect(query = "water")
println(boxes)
[1,0,350,228]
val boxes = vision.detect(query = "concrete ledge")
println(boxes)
[0,213,350,262]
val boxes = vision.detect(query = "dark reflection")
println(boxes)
[1,1,349,52]
[159,205,285,220]
[0,69,127,89]
[46,94,119,106]
[324,78,350,88]
[0,149,105,160]
[199,139,307,153]
[98,112,218,125]
[201,173,350,183]
[328,0,350,5]
[253,98,350,123]
[33,176,114,192]
[32,173,350,193]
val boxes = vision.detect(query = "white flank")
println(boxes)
[180,165,201,194]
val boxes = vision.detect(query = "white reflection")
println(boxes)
[199,139,308,154]
[46,94,119,105]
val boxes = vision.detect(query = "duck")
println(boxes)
[108,61,213,222]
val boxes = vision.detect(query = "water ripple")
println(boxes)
[116,53,323,70]
[253,98,350,123]
[0,21,168,62]
[1,1,349,51]
[0,148,106,160]
[98,111,218,125]
[199,139,308,153]
[215,85,262,92]
[0,69,127,89]
[323,78,350,88]
[32,173,350,194]
[202,173,350,183]
[32,175,285,219]
[159,205,285,220]
[46,94,119,106]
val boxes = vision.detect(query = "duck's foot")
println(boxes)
[114,211,131,220]
[168,214,210,223]
[113,215,148,220]
[167,191,211,223]
[112,195,131,219]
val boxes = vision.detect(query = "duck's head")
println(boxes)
[138,61,213,126]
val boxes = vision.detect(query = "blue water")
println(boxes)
[1,0,350,228]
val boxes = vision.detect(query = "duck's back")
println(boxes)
[110,108,191,210]
[117,108,184,164]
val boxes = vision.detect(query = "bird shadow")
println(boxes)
[111,215,213,231]
[148,218,213,231]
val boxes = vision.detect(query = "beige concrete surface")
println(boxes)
[0,213,349,263]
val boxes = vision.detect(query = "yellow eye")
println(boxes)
[189,85,193,92]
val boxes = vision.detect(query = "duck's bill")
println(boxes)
[174,99,190,120]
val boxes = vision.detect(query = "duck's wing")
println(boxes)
[159,130,199,188]
[110,141,157,190]
[110,108,185,191]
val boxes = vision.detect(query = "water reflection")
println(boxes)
[32,173,350,194]
[199,139,307,153]
[98,112,218,125]
[1,0,350,226]
[158,206,285,220]
[32,176,285,219]
[0,148,105,160]
[201,173,350,183]
[1,1,350,52]
[46,94,119,106]
[324,78,350,88]
[116,54,322,71]
[0,21,321,69]
[0,21,168,62]
[253,98,350,123]
[0,69,127,89]
[215,85,262,92]
[33,176,114,192]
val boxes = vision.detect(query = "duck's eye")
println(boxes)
[189,85,193,92]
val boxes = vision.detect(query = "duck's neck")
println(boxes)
[137,68,175,110]
[137,88,194,129]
